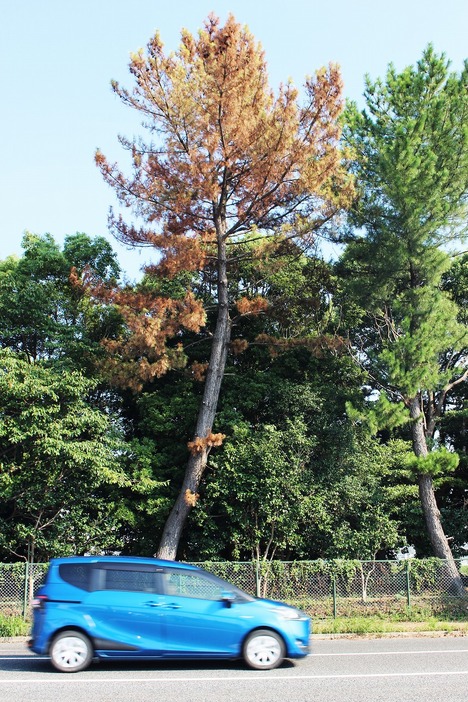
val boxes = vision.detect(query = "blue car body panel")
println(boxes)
[30,556,310,665]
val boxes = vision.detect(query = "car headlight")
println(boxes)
[270,606,304,620]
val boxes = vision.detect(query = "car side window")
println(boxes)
[163,570,224,601]
[95,567,161,593]
[58,564,92,591]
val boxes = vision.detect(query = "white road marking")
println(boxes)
[312,648,468,657]
[1,648,467,685]
[1,671,468,684]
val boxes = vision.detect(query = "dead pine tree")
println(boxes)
[95,14,353,559]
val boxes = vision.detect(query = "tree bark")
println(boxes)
[157,225,231,560]
[409,397,465,595]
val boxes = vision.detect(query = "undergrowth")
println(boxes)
[0,614,29,638]
[314,615,468,635]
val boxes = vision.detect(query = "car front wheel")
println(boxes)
[243,629,285,670]
[50,630,93,673]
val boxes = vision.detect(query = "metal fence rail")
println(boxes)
[0,559,466,619]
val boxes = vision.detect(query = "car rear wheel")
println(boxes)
[243,629,285,670]
[50,630,93,673]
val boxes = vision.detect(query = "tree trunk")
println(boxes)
[156,227,231,560]
[410,397,465,596]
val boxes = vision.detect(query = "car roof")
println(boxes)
[48,556,199,571]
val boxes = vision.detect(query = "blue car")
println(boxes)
[29,556,310,672]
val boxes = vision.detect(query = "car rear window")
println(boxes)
[58,563,92,591]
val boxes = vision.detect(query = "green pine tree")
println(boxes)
[340,46,468,593]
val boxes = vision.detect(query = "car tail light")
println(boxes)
[32,595,48,609]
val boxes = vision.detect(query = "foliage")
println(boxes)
[97,14,352,264]
[184,372,406,561]
[0,614,29,637]
[339,46,468,567]
[341,45,468,406]
[196,420,313,563]
[0,235,173,560]
[0,349,129,559]
[0,232,122,373]
[402,448,459,479]
[436,254,468,555]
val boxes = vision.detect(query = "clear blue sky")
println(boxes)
[1,0,467,280]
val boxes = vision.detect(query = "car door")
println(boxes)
[159,567,248,657]
[82,563,166,654]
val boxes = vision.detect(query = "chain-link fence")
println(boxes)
[0,562,48,618]
[198,559,468,618]
[1,559,466,620]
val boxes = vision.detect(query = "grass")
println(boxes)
[313,614,468,636]
[0,614,29,638]
[311,598,468,635]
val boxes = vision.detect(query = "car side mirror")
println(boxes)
[221,591,236,608]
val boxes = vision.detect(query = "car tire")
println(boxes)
[242,629,285,670]
[50,630,93,673]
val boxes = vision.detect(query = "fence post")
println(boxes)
[406,559,411,609]
[22,560,29,619]
[332,575,337,618]
[255,560,261,598]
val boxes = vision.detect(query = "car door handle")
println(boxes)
[144,601,181,609]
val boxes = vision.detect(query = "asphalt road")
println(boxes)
[1,636,468,702]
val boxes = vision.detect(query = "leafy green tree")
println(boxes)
[302,435,409,560]
[197,420,312,561]
[185,358,405,563]
[340,46,468,591]
[0,232,121,370]
[197,420,312,596]
[0,235,170,560]
[0,350,128,560]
